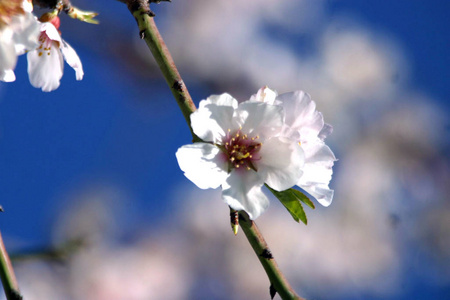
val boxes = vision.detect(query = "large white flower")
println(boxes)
[0,0,40,82]
[252,87,337,207]
[27,16,83,92]
[176,93,305,219]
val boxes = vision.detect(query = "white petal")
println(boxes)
[301,184,334,207]
[22,0,34,13]
[256,137,304,191]
[1,69,16,82]
[318,123,333,140]
[222,169,269,220]
[176,143,228,189]
[27,41,63,92]
[237,101,283,141]
[199,93,238,109]
[0,28,17,71]
[190,104,237,143]
[249,86,278,104]
[297,142,336,207]
[12,11,40,54]
[60,39,83,80]
[277,91,324,139]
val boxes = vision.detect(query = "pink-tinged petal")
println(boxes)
[249,86,278,104]
[40,22,61,43]
[176,143,228,189]
[222,170,269,219]
[277,91,324,139]
[60,39,83,80]
[199,93,238,109]
[27,40,63,92]
[236,102,283,141]
[256,137,304,191]
[190,104,237,143]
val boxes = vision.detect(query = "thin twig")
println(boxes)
[238,211,304,300]
[125,0,198,141]
[0,231,22,300]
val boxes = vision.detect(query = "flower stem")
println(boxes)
[122,1,304,298]
[0,231,22,300]
[126,1,198,141]
[238,210,304,300]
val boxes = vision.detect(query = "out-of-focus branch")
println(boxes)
[0,231,22,300]
[10,238,85,263]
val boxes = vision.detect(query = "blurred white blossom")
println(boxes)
[0,0,39,82]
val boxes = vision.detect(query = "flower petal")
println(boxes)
[0,69,15,82]
[199,93,238,109]
[0,27,17,72]
[41,22,61,43]
[222,169,269,219]
[191,103,237,143]
[27,40,63,92]
[12,11,40,55]
[60,39,83,80]
[301,184,334,207]
[297,142,336,207]
[176,143,228,189]
[236,101,283,141]
[256,136,304,191]
[277,91,325,140]
[249,86,278,105]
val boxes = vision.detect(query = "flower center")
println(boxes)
[222,128,262,172]
[37,31,53,57]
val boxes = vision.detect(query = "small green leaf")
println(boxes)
[290,189,315,210]
[266,186,308,225]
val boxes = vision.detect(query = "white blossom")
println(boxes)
[0,0,39,82]
[252,86,336,206]
[176,93,304,219]
[27,17,83,92]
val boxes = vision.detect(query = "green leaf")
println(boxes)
[266,186,308,225]
[290,189,315,210]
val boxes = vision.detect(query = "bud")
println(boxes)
[39,11,59,29]
[230,209,239,236]
[66,6,98,24]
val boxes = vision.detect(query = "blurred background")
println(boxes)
[0,0,449,299]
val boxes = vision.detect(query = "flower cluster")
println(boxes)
[0,0,89,92]
[0,0,39,82]
[176,87,336,219]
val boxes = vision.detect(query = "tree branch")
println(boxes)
[120,1,305,298]
[238,211,304,300]
[0,231,22,300]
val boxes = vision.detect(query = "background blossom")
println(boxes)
[0,0,39,82]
